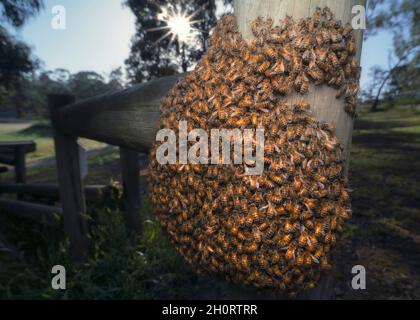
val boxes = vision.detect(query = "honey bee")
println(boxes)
[249,205,260,223]
[285,246,296,261]
[284,221,294,233]
[230,224,239,236]
[278,234,291,247]
[296,253,304,266]
[310,234,318,247]
[237,231,246,242]
[238,95,254,108]
[303,253,313,266]
[317,60,331,74]
[258,222,268,232]
[241,254,250,270]
[251,17,264,37]
[299,208,311,220]
[206,225,216,235]
[272,251,281,264]
[298,232,309,247]
[294,73,310,94]
[306,17,315,33]
[307,63,324,82]
[347,37,356,54]
[313,7,322,24]
[270,174,284,185]
[266,193,279,205]
[266,204,277,219]
[245,243,258,253]
[253,192,264,204]
[328,51,340,68]
[277,76,295,95]
[293,34,313,49]
[259,257,270,271]
[265,227,275,239]
[313,247,323,261]
[266,60,285,77]
[304,281,316,290]
[320,256,331,270]
[255,100,271,109]
[314,223,324,237]
[263,43,277,59]
[230,252,239,266]
[256,60,270,73]
[240,198,248,213]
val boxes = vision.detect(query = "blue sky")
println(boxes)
[8,0,135,79]
[7,0,395,88]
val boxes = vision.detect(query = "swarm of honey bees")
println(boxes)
[149,8,358,294]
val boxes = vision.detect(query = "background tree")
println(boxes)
[365,0,420,111]
[0,68,126,118]
[0,0,43,116]
[124,0,232,84]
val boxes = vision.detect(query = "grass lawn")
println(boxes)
[0,106,419,299]
[0,120,106,162]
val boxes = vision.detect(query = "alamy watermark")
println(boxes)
[155,121,265,175]
[51,265,66,290]
[351,265,366,290]
[351,5,366,30]
[51,5,66,30]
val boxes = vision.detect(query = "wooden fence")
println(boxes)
[45,0,365,298]
[47,75,182,260]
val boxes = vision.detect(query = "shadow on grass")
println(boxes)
[342,115,420,297]
[17,123,52,138]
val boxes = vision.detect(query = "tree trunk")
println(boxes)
[233,0,366,299]
[234,0,365,168]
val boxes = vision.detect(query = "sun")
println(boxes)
[149,4,203,45]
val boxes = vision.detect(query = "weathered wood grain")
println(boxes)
[0,183,116,202]
[52,74,184,152]
[49,94,89,261]
[0,198,62,227]
[119,147,142,234]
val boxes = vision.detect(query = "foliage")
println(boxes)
[124,0,232,83]
[0,0,43,27]
[364,0,420,110]
[0,0,43,105]
[0,68,126,118]
[0,198,199,299]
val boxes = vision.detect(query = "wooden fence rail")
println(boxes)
[51,74,183,152]
[0,198,62,227]
[0,183,116,202]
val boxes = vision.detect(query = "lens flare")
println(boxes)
[150,4,203,45]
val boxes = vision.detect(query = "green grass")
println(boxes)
[0,121,106,162]
[0,195,202,299]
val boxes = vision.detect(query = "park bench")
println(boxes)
[0,140,36,184]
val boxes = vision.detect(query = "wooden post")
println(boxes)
[14,145,26,200]
[14,146,26,183]
[48,94,89,261]
[119,147,142,234]
[233,0,366,299]
[234,0,365,170]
